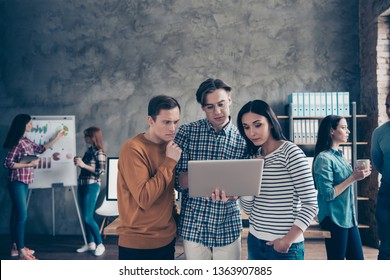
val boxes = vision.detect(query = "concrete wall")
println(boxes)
[0,0,360,235]
[359,0,390,247]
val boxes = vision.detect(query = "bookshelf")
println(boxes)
[279,99,369,229]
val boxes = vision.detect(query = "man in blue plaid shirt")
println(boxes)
[174,78,247,260]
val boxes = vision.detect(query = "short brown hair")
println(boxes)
[195,78,232,106]
[148,95,181,121]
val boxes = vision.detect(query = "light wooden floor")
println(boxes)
[0,231,378,260]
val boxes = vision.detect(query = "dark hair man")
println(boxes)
[117,95,182,260]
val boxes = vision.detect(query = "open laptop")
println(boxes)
[188,159,264,197]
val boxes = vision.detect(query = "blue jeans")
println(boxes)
[376,185,390,260]
[78,183,102,245]
[247,232,304,260]
[8,181,29,250]
[320,216,364,260]
[118,239,176,260]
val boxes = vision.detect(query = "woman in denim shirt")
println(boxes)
[313,115,371,259]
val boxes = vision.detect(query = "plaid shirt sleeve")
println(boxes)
[4,145,20,169]
[94,149,106,177]
[78,148,106,185]
[30,138,46,154]
[174,124,189,192]
[3,137,44,184]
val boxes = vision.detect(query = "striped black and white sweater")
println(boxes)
[239,141,318,243]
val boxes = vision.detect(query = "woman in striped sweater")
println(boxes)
[237,100,318,260]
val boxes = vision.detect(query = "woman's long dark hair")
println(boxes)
[237,100,286,155]
[314,115,344,159]
[3,114,32,149]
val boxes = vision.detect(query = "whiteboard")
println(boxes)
[106,157,118,200]
[26,116,77,189]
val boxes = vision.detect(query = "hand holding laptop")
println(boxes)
[188,159,264,197]
[211,188,238,202]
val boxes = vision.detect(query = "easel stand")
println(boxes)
[26,184,87,245]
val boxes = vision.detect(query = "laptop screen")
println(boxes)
[106,157,119,201]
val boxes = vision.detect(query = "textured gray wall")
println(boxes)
[0,0,360,234]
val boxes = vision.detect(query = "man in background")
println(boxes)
[371,92,390,260]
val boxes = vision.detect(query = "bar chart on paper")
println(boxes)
[27,116,77,189]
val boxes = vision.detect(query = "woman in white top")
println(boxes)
[237,99,318,260]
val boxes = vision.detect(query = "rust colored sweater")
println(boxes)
[117,133,178,249]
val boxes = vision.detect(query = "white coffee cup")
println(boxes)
[356,159,370,170]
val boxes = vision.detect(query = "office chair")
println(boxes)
[95,197,119,237]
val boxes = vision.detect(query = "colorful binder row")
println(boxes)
[288,92,350,117]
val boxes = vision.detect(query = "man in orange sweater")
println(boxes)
[117,95,182,260]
